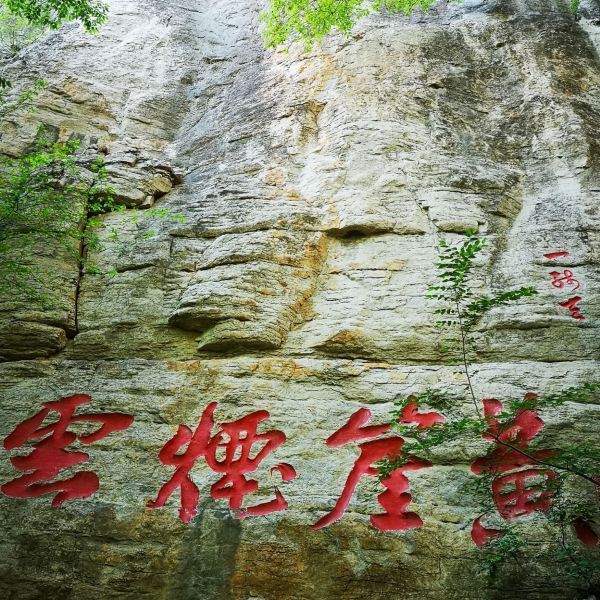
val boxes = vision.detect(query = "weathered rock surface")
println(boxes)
[0,0,599,598]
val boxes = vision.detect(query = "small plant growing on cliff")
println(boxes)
[378,232,600,591]
[0,3,44,56]
[427,232,537,396]
[0,0,111,87]
[0,129,122,302]
[0,76,45,113]
[0,126,186,303]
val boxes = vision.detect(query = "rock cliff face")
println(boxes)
[1,1,599,598]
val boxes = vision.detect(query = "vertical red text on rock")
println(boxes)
[1,394,134,506]
[544,250,586,321]
[311,402,444,531]
[148,403,296,523]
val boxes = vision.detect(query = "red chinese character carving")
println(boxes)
[1,394,133,506]
[148,403,296,523]
[543,251,586,320]
[573,518,599,548]
[401,401,445,428]
[549,269,580,291]
[471,515,504,546]
[471,396,556,475]
[543,251,570,260]
[571,479,600,547]
[559,296,585,321]
[311,403,444,531]
[470,395,558,545]
[491,468,558,519]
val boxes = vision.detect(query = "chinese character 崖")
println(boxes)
[311,402,444,531]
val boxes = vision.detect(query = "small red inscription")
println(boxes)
[1,394,133,506]
[148,403,296,523]
[559,296,585,321]
[549,269,580,291]
[312,404,444,531]
[544,250,586,320]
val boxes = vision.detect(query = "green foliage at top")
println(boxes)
[1,0,108,33]
[0,0,109,87]
[262,0,450,48]
[0,3,44,56]
[260,0,455,48]
[261,0,583,48]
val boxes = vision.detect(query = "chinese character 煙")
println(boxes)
[311,402,444,531]
[1,394,134,506]
[148,403,296,523]
[470,395,558,545]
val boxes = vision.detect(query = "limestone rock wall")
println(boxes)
[0,0,599,598]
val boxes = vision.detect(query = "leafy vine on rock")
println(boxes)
[0,119,184,305]
[377,232,599,590]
